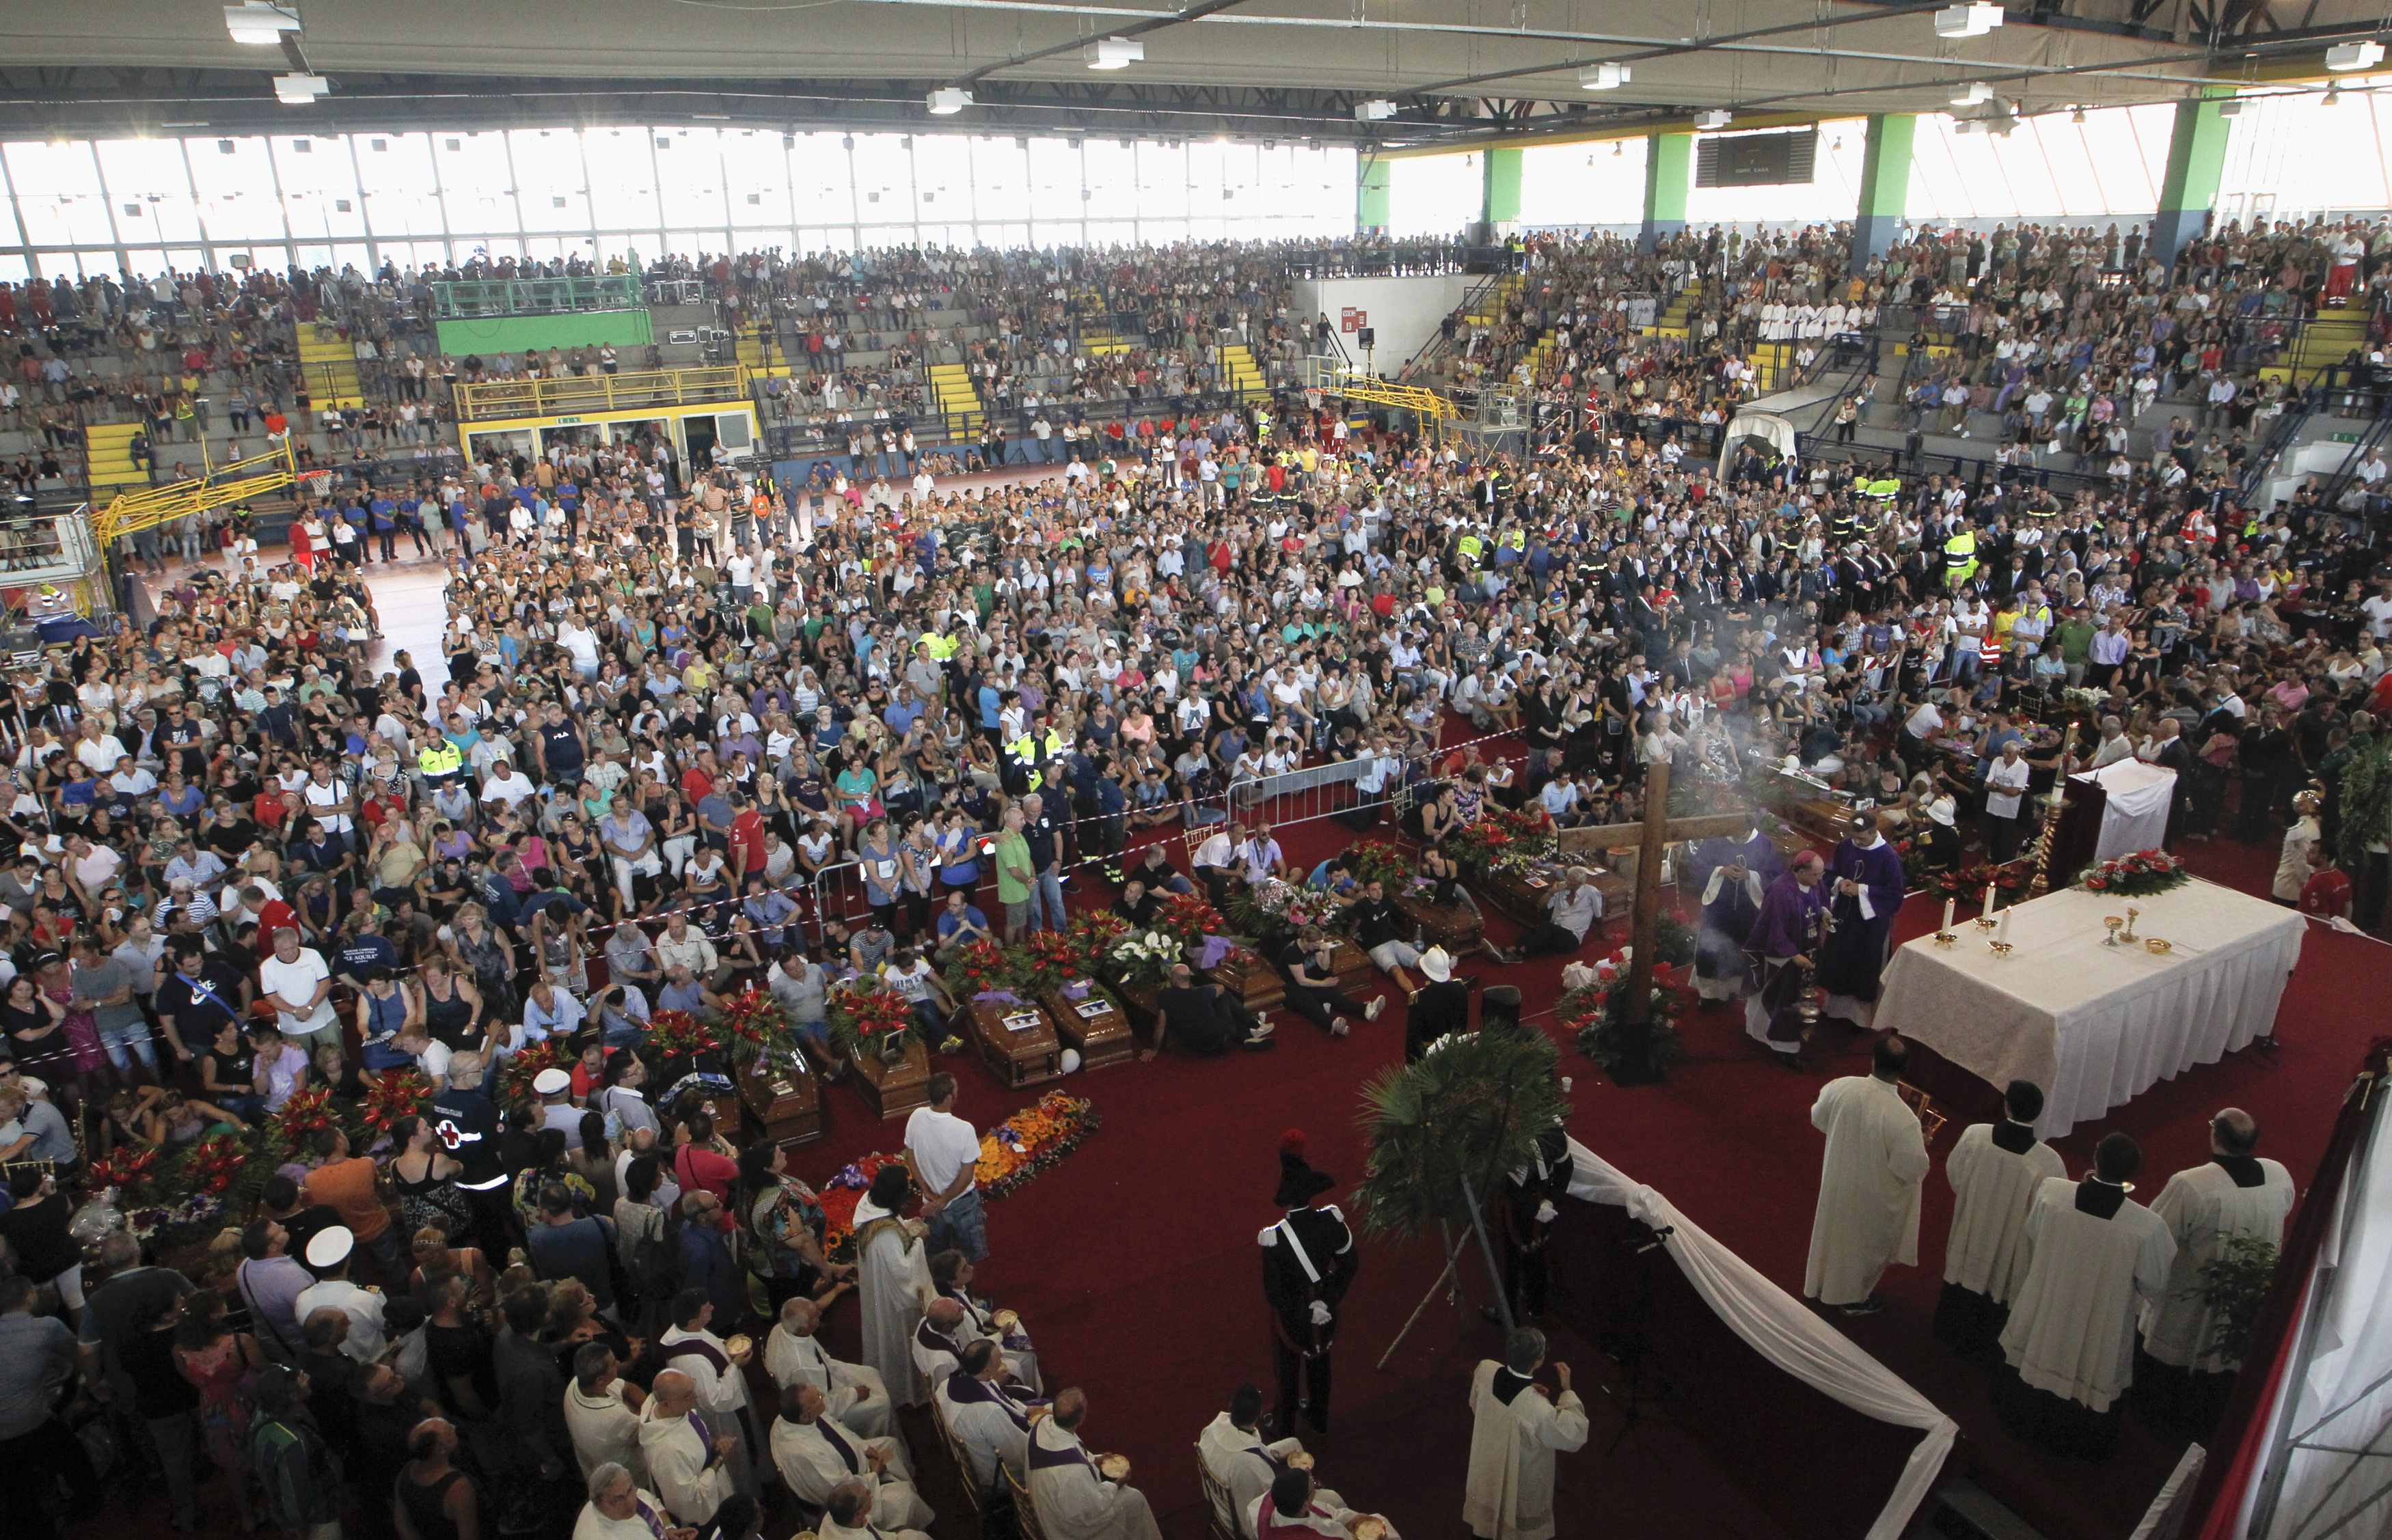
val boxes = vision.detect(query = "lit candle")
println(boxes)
[1941,898,1955,935]
[1982,883,1996,923]
[1998,907,2011,946]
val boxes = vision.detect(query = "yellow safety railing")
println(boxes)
[91,440,301,549]
[454,366,750,424]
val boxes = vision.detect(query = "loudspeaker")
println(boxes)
[1356,327,1375,348]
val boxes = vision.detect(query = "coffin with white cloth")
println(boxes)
[1559,1138,1956,1540]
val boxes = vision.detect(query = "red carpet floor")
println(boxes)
[780,790,2380,1540]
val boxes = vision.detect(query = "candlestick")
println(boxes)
[1941,898,1955,935]
[1982,883,1996,923]
[1998,908,2011,946]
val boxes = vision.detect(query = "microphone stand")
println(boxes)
[1599,1217,1676,1450]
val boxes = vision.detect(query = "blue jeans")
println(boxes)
[1031,869,1065,933]
[101,1019,157,1075]
[929,1187,989,1262]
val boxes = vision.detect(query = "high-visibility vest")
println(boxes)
[418,742,463,778]
[1457,534,1484,562]
[1943,530,1978,587]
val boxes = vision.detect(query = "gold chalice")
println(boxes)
[992,1308,1020,1333]
[724,1334,754,1364]
[2144,937,2173,954]
[1348,1517,1390,1540]
[2122,906,2140,943]
[2103,916,2124,947]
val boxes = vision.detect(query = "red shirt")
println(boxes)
[681,766,715,806]
[2301,868,2352,918]
[252,899,299,954]
[675,1142,739,1202]
[730,808,767,872]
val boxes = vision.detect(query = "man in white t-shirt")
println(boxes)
[482,755,538,811]
[301,760,356,845]
[904,1073,986,1262]
[2363,580,2392,642]
[258,926,340,1053]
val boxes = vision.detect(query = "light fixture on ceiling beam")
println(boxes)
[1952,81,1992,106]
[273,72,329,105]
[2216,98,2245,116]
[1934,2,2004,38]
[2071,105,2087,122]
[2323,83,2344,105]
[1694,109,1732,130]
[2325,39,2383,70]
[1579,62,1631,91]
[225,3,301,44]
[926,87,973,115]
[1087,36,1143,70]
[1355,98,1399,122]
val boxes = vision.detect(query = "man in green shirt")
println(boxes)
[992,806,1035,943]
[2054,606,2097,687]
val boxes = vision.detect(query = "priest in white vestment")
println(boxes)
[852,1164,935,1407]
[765,1295,897,1442]
[573,1464,691,1540]
[1251,1470,1394,1540]
[2140,1108,2297,1376]
[1462,1329,1589,1540]
[770,1384,934,1530]
[1199,1384,1344,1539]
[1026,1389,1167,1540]
[938,1340,1039,1495]
[932,1248,1044,1392]
[1803,1036,1930,1314]
[1935,1080,2066,1356]
[819,1476,930,1540]
[1997,1133,2178,1457]
[636,1372,737,1526]
[911,1297,970,1388]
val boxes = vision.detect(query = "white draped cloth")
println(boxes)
[852,1200,934,1407]
[1942,1125,2067,1301]
[2074,760,2176,861]
[2140,1157,2297,1371]
[764,1325,897,1440]
[1999,1179,2177,1412]
[1565,1138,1957,1540]
[1460,1360,1590,1540]
[1877,879,2304,1138]
[1804,1075,1930,1307]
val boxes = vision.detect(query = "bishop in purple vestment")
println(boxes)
[1745,851,1830,1060]
[1819,814,1909,1030]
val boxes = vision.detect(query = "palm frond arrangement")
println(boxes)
[1352,1026,1568,1241]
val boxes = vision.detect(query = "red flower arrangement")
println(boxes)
[276,1084,341,1143]
[182,1133,247,1198]
[1928,860,2035,903]
[2077,848,2190,897]
[1018,930,1083,995]
[1154,891,1227,948]
[717,987,796,1059]
[942,939,1021,1000]
[359,1071,433,1138]
[643,1008,724,1062]
[1343,838,1414,890]
[828,981,923,1064]
[85,1144,162,1200]
[1064,911,1131,972]
[496,1039,565,1114]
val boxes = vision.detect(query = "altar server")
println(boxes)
[851,1164,934,1407]
[2140,1109,2296,1396]
[1935,1080,2065,1356]
[1803,1034,1931,1315]
[1199,1384,1344,1540]
[764,1295,897,1441]
[1997,1133,2177,1457]
[770,1384,934,1530]
[1462,1328,1589,1540]
[1260,1131,1359,1438]
[1027,1389,1166,1540]
[1817,812,1906,1031]
[1744,851,1830,1062]
[1688,826,1780,1005]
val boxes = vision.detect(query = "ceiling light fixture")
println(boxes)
[1355,98,1399,122]
[273,72,329,105]
[225,3,301,44]
[2326,39,2384,70]
[1934,2,2004,38]
[1694,109,1732,130]
[2324,83,2344,105]
[1952,81,1992,106]
[1579,62,1631,90]
[2071,105,2087,123]
[2216,98,2245,117]
[926,87,973,115]
[1087,36,1143,70]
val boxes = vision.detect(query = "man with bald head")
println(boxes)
[634,1369,737,1526]
[769,1382,933,1528]
[2139,1108,2296,1395]
[910,1295,970,1386]
[764,1295,895,1440]
[1027,1388,1166,1540]
[818,1474,930,1540]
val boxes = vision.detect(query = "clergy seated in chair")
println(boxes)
[938,1338,1042,1497]
[2134,1108,2297,1432]
[1803,1035,1931,1316]
[770,1384,935,1532]
[818,1475,930,1540]
[930,1246,1043,1394]
[1249,1469,1386,1540]
[1463,1329,1588,1540]
[911,1296,971,1387]
[1199,1384,1346,1540]
[1028,1388,1167,1540]
[764,1295,897,1441]
[1935,1079,2065,1359]
[1996,1133,2178,1459]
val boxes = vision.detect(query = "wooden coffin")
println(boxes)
[1324,937,1373,993]
[1392,890,1485,954]
[1041,983,1137,1071]
[1204,944,1286,1012]
[738,1050,825,1149]
[849,1041,934,1120]
[966,998,1063,1088]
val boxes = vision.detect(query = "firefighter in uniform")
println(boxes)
[1942,519,1979,590]
[1259,1130,1359,1438]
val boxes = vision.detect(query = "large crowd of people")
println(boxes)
[0,211,2380,1540]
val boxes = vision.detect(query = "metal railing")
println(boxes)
[92,440,300,548]
[454,365,749,423]
[429,275,643,318]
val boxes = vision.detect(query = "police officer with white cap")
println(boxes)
[535,1064,584,1151]
[293,1226,388,1364]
